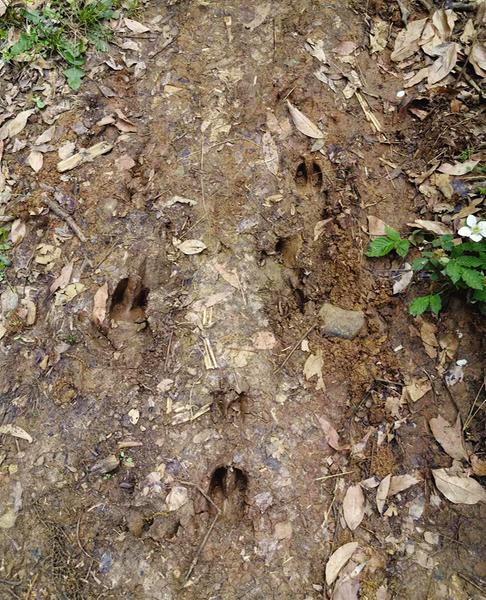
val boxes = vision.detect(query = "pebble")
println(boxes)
[89,454,119,475]
[318,303,365,339]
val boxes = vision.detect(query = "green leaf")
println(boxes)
[366,237,395,257]
[409,295,431,316]
[456,255,483,267]
[473,289,486,302]
[445,260,463,284]
[461,268,485,290]
[8,32,34,58]
[432,235,454,250]
[64,67,84,91]
[385,226,401,242]
[394,239,410,258]
[429,294,442,315]
[412,257,429,271]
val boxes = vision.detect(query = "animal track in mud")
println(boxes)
[211,388,248,421]
[110,275,149,323]
[295,158,323,191]
[208,465,248,521]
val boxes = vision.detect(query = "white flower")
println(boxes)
[458,215,486,242]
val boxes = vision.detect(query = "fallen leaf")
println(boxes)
[429,414,469,461]
[391,18,427,62]
[469,41,486,77]
[325,542,359,586]
[367,215,387,237]
[420,320,438,358]
[165,486,188,511]
[35,126,55,145]
[0,109,35,141]
[27,150,43,172]
[332,576,360,600]
[316,415,342,451]
[10,219,26,245]
[314,218,331,242]
[471,455,486,477]
[50,262,74,293]
[333,41,358,56]
[376,474,391,515]
[343,484,365,531]
[305,38,327,63]
[0,424,33,443]
[287,101,324,139]
[460,19,475,45]
[0,0,9,17]
[54,283,86,306]
[432,468,486,504]
[404,66,430,88]
[304,350,324,390]
[409,219,452,235]
[20,298,36,325]
[393,263,413,295]
[173,238,207,255]
[57,141,113,173]
[438,160,479,176]
[428,42,458,85]
[388,474,421,496]
[370,18,389,53]
[92,283,109,326]
[404,378,432,403]
[128,408,140,425]
[124,17,150,33]
[262,132,279,176]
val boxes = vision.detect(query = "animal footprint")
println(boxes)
[208,465,248,521]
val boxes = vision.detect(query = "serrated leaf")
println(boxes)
[456,255,483,267]
[286,100,324,138]
[325,542,359,586]
[445,260,462,284]
[429,294,442,315]
[366,237,395,257]
[409,295,430,316]
[395,238,410,258]
[412,257,429,271]
[461,268,484,290]
[384,225,401,242]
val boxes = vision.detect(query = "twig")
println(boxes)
[178,480,221,513]
[200,136,206,211]
[24,573,38,600]
[76,514,94,560]
[457,572,486,594]
[463,381,485,431]
[43,197,87,243]
[274,322,316,373]
[184,514,219,584]
[315,470,354,482]
[422,369,437,404]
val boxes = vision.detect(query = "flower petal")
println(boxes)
[458,226,472,237]
[470,233,483,242]
[466,214,477,227]
[478,221,486,236]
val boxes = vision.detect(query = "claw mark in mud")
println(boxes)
[208,466,248,521]
[110,275,149,324]
[295,158,323,191]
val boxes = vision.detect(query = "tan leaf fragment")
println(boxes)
[165,486,188,511]
[369,18,388,53]
[244,2,271,30]
[388,474,421,496]
[393,263,413,295]
[0,1,9,17]
[438,160,479,176]
[0,109,35,141]
[404,378,432,403]
[343,484,365,531]
[261,132,279,176]
[92,283,109,326]
[0,424,33,443]
[27,150,43,172]
[471,455,486,477]
[469,41,486,77]
[173,238,207,255]
[391,18,427,62]
[429,414,469,461]
[287,101,324,139]
[432,468,486,504]
[316,415,342,451]
[54,283,86,306]
[428,42,458,85]
[420,320,438,358]
[367,215,386,237]
[124,17,150,33]
[325,542,359,586]
[376,474,391,515]
[57,141,113,172]
[50,262,74,293]
[304,350,324,390]
[10,219,26,245]
[409,219,452,235]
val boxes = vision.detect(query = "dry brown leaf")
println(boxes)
[409,219,452,235]
[325,542,359,586]
[391,18,427,62]
[388,474,421,496]
[438,160,479,176]
[404,66,430,89]
[471,455,486,477]
[469,41,486,77]
[367,215,386,237]
[376,474,391,514]
[0,109,35,141]
[404,378,432,403]
[10,219,26,245]
[287,101,324,139]
[124,17,150,33]
[54,283,86,306]
[27,150,43,172]
[332,577,360,600]
[420,320,438,358]
[35,126,55,145]
[343,484,365,531]
[428,42,458,85]
[261,132,279,176]
[432,468,486,505]
[50,262,73,293]
[304,351,324,390]
[174,238,207,255]
[0,424,33,443]
[333,41,358,56]
[305,38,327,63]
[92,283,109,326]
[429,414,468,461]
[316,415,342,451]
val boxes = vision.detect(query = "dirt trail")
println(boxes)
[1,1,485,599]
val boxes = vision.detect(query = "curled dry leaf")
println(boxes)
[10,219,26,245]
[409,219,452,235]
[325,542,359,586]
[0,109,35,141]
[432,468,486,505]
[388,474,421,496]
[287,101,324,139]
[261,132,279,176]
[173,238,207,255]
[429,414,468,461]
[316,415,342,451]
[0,424,33,443]
[376,474,391,515]
[343,484,365,531]
[92,283,109,326]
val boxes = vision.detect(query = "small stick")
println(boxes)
[457,572,485,594]
[463,382,485,431]
[274,322,316,373]
[76,514,93,560]
[315,470,354,482]
[43,197,87,243]
[178,480,221,514]
[184,513,219,584]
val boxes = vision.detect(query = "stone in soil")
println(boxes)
[319,302,365,339]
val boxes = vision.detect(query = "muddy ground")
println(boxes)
[0,1,485,599]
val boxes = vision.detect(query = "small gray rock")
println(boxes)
[90,454,119,475]
[319,303,365,339]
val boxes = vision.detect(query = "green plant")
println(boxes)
[366,223,486,317]
[0,1,131,90]
[366,226,410,258]
[0,227,12,283]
